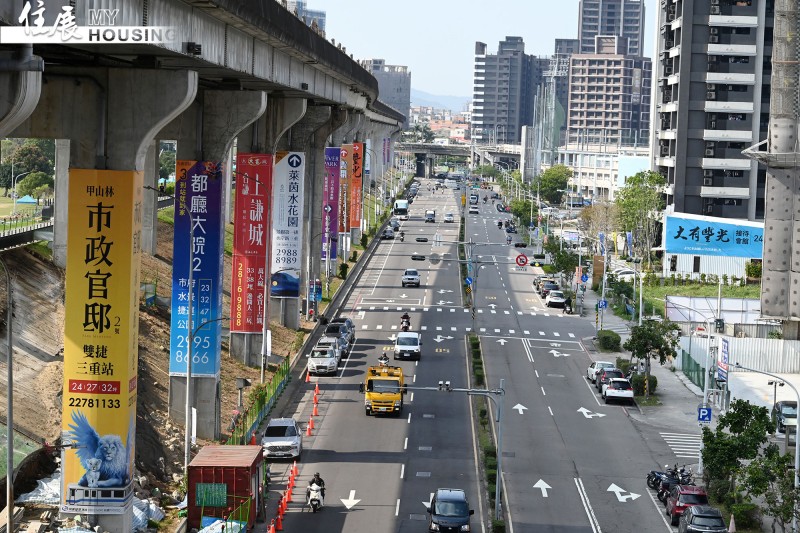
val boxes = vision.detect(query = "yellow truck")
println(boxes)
[359,365,407,416]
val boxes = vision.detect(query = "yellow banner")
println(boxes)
[61,169,143,514]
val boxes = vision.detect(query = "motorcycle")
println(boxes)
[647,464,676,490]
[657,466,694,502]
[401,318,410,332]
[378,352,389,367]
[497,221,503,229]
[399,232,405,242]
[563,304,573,315]
[306,483,324,513]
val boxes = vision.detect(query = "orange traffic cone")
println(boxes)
[314,382,320,395]
[275,512,283,531]
[313,404,319,416]
[285,488,292,503]
[305,371,310,383]
[306,423,312,436]
[278,494,285,515]
[309,416,315,430]
[293,460,298,477]
[314,392,319,405]
[268,519,275,533]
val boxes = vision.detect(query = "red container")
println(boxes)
[187,445,265,529]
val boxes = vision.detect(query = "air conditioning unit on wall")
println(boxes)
[705,149,715,156]
[704,169,714,177]
[703,178,713,186]
[710,6,721,14]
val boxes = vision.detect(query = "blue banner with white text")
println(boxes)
[665,215,763,258]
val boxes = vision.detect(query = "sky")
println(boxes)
[310,0,656,98]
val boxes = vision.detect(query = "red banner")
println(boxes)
[231,154,273,333]
[349,142,363,230]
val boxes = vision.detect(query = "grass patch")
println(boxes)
[26,241,52,260]
[642,282,759,316]
[634,395,661,407]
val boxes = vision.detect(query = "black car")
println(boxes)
[491,192,500,199]
[772,400,797,433]
[678,505,726,532]
[427,489,474,533]
[330,317,356,343]
[596,368,625,392]
[323,322,352,349]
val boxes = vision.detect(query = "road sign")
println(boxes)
[465,276,473,285]
[465,286,472,294]
[598,299,608,309]
[581,273,589,282]
[698,406,712,424]
[515,254,528,267]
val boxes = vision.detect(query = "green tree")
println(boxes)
[32,184,53,203]
[474,165,500,179]
[16,171,54,198]
[509,198,534,228]
[622,319,680,399]
[0,162,11,192]
[702,399,772,495]
[10,142,53,176]
[543,237,579,285]
[614,170,666,268]
[741,443,800,532]
[538,165,572,205]
[159,149,176,182]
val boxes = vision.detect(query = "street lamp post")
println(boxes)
[768,380,785,434]
[2,256,13,533]
[736,363,800,533]
[11,171,32,215]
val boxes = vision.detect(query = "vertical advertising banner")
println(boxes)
[169,161,225,376]
[339,145,351,234]
[271,152,305,298]
[323,148,340,261]
[349,142,364,230]
[231,154,273,334]
[61,169,143,514]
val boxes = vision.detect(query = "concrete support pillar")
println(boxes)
[141,141,159,255]
[164,90,267,440]
[53,139,70,268]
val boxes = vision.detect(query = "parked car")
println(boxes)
[534,277,556,294]
[666,485,709,525]
[323,322,353,348]
[315,335,346,363]
[540,282,559,297]
[603,378,634,404]
[261,418,303,460]
[545,290,566,308]
[426,488,474,533]
[596,368,625,392]
[587,361,615,383]
[443,212,455,223]
[381,228,395,240]
[612,268,636,282]
[330,317,356,342]
[678,505,727,533]
[772,400,798,433]
[306,346,338,375]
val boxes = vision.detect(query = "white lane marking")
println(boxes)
[421,326,427,331]
[410,392,415,402]
[404,437,408,450]
[535,370,539,378]
[541,386,546,396]
[400,464,405,479]
[646,483,675,530]
[554,332,560,337]
[377,325,383,330]
[524,330,530,335]
[361,324,368,329]
[548,406,554,416]
[539,331,545,336]
[574,477,602,533]
[407,413,411,424]
[569,333,575,338]
[395,498,400,517]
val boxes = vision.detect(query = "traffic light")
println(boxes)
[411,254,426,261]
[514,242,527,248]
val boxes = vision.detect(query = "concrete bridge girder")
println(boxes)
[0,63,42,139]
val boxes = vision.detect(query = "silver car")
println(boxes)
[315,335,346,363]
[261,418,302,460]
[307,346,338,375]
[587,361,615,383]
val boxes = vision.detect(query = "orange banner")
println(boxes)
[61,169,142,514]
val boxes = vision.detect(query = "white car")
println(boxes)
[261,418,303,459]
[443,213,455,223]
[402,268,421,287]
[306,346,338,375]
[468,205,480,214]
[613,269,636,282]
[315,335,345,363]
[394,331,422,361]
[603,378,635,404]
[545,290,566,308]
[587,361,615,383]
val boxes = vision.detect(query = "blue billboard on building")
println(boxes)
[169,161,225,377]
[664,214,763,259]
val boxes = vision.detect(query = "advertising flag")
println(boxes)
[271,152,305,298]
[169,161,225,376]
[323,148,340,261]
[339,145,351,234]
[231,154,272,333]
[599,232,606,256]
[349,142,364,229]
[61,169,143,514]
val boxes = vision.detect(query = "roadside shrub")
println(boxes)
[491,520,506,533]
[474,369,485,386]
[596,330,621,351]
[350,250,358,262]
[483,444,497,458]
[360,233,367,247]
[768,329,783,339]
[730,502,759,529]
[338,262,349,279]
[745,261,762,279]
[486,469,497,484]
[616,357,632,375]
[485,456,497,470]
[631,373,657,395]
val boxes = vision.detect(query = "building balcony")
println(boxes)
[667,74,680,85]
[669,45,681,58]
[701,158,752,170]
[707,43,758,56]
[708,14,759,27]
[702,129,753,142]
[660,102,679,113]
[656,156,675,167]
[705,72,756,85]
[703,101,753,113]
[699,186,750,198]
[659,129,677,140]
[671,17,682,31]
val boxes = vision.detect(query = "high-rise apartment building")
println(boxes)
[653,0,773,220]
[285,0,326,32]
[362,59,411,126]
[578,0,645,56]
[566,36,652,146]
[472,37,546,144]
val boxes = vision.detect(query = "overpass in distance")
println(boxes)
[396,142,522,176]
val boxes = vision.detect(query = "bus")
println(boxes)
[394,199,409,220]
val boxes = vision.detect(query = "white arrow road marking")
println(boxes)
[422,492,434,508]
[607,483,640,502]
[577,407,606,419]
[497,339,508,345]
[432,335,453,343]
[513,404,528,414]
[533,479,551,497]
[389,334,397,341]
[341,489,361,509]
[399,294,408,298]
[436,300,454,305]
[549,342,561,347]
[437,289,453,294]
[488,303,497,309]
[549,349,569,357]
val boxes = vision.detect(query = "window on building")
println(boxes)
[693,256,701,273]
[670,255,677,272]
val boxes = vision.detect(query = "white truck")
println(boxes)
[394,331,422,361]
[424,210,436,223]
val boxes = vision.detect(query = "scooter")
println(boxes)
[399,232,405,242]
[563,304,573,315]
[647,464,676,490]
[657,467,694,502]
[306,483,324,513]
[497,221,503,229]
[378,352,389,367]
[401,319,410,332]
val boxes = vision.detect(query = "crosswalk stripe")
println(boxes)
[436,326,442,331]
[451,327,457,331]
[377,325,383,330]
[509,330,515,334]
[568,333,575,338]
[524,330,530,335]
[553,332,560,337]
[362,324,368,329]
[480,328,486,332]
[494,329,500,333]
[420,326,427,331]
[539,331,545,336]
[491,310,496,314]
[660,432,702,459]
[504,310,510,315]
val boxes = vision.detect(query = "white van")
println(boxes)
[445,179,459,189]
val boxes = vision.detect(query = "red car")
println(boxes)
[666,485,709,525]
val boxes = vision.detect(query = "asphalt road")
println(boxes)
[267,178,685,533]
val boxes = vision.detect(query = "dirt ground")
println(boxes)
[0,218,309,495]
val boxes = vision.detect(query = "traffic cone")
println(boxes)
[313,404,319,416]
[292,460,298,477]
[309,416,315,430]
[313,392,319,405]
[305,371,310,383]
[275,513,283,531]
[278,494,285,515]
[314,382,320,395]
[306,423,312,436]
[285,488,292,503]
[268,519,275,533]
